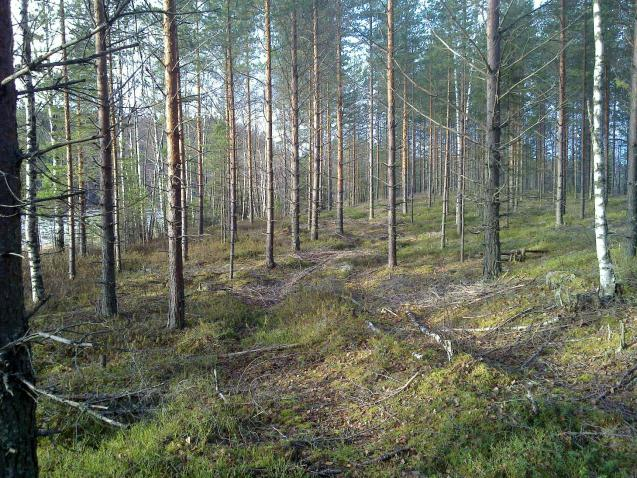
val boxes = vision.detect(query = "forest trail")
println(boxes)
[36,197,637,476]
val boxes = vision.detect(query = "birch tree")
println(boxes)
[591,0,616,299]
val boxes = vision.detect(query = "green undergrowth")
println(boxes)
[34,195,637,476]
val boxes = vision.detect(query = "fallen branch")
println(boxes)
[0,329,93,352]
[357,446,412,466]
[387,309,453,362]
[33,332,93,348]
[373,372,420,404]
[20,379,125,428]
[598,362,637,400]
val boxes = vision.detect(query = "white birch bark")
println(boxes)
[592,0,616,299]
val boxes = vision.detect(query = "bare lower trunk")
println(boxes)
[164,0,185,328]
[368,12,374,221]
[96,0,117,316]
[336,1,344,235]
[628,0,637,256]
[386,0,397,267]
[60,0,76,279]
[0,3,38,471]
[310,0,321,240]
[401,82,408,216]
[581,18,589,220]
[246,60,254,224]
[483,0,502,280]
[264,0,275,268]
[226,2,237,278]
[555,0,566,226]
[441,70,451,249]
[290,7,300,251]
[77,100,87,256]
[196,22,205,235]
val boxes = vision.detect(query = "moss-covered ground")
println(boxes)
[32,195,637,477]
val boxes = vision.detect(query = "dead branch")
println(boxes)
[20,379,125,428]
[357,446,412,467]
[373,372,420,404]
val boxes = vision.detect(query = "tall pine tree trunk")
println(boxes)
[60,0,76,279]
[246,59,254,224]
[628,0,637,256]
[484,0,502,280]
[386,0,397,267]
[226,1,237,278]
[580,18,589,220]
[441,70,451,249]
[401,82,408,216]
[96,0,118,316]
[164,0,185,328]
[0,4,38,471]
[310,0,321,240]
[556,0,567,226]
[368,9,374,221]
[264,0,275,268]
[290,6,301,251]
[196,14,205,235]
[336,0,345,235]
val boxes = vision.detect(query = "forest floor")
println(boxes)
[32,195,637,477]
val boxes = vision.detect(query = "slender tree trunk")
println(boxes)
[264,0,275,268]
[77,100,88,255]
[196,17,205,235]
[246,60,254,224]
[628,0,637,256]
[428,92,433,207]
[21,0,46,304]
[59,0,76,279]
[386,0,397,267]
[581,18,589,220]
[290,6,301,251]
[178,81,188,262]
[401,81,408,216]
[0,3,38,472]
[336,0,345,235]
[556,0,566,226]
[458,73,469,261]
[49,106,65,251]
[95,0,118,316]
[163,0,185,328]
[108,52,122,273]
[327,102,333,211]
[592,0,616,299]
[484,0,502,280]
[226,1,237,278]
[441,70,451,249]
[368,9,374,221]
[310,0,321,240]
